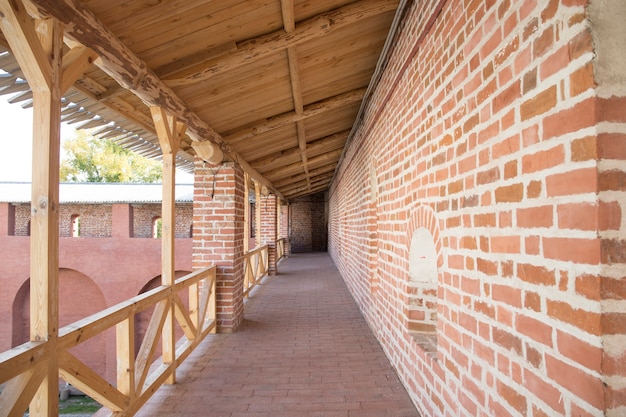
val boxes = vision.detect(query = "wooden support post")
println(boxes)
[0,2,66,414]
[255,181,262,246]
[116,317,135,401]
[150,106,186,385]
[243,173,250,253]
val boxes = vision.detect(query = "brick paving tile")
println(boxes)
[134,253,420,417]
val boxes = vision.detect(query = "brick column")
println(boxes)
[259,193,278,275]
[193,161,245,333]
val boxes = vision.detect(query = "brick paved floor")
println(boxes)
[134,252,420,417]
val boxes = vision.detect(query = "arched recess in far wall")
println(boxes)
[406,205,442,348]
[12,269,107,376]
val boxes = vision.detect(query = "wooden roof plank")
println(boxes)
[160,0,398,85]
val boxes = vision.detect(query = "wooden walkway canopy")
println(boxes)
[0,0,402,200]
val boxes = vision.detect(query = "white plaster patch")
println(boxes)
[408,227,438,284]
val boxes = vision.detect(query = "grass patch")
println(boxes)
[59,396,101,414]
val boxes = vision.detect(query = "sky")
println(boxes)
[0,97,193,183]
[0,98,35,182]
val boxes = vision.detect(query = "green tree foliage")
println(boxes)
[60,130,162,183]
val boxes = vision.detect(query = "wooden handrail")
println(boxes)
[0,266,217,417]
[242,244,269,297]
[276,238,287,262]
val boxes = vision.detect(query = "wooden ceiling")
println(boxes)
[0,0,400,200]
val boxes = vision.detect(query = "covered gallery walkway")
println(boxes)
[130,253,419,417]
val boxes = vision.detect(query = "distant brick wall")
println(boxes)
[59,204,113,237]
[9,202,192,238]
[290,192,327,252]
[13,204,30,236]
[328,1,624,416]
[132,203,192,238]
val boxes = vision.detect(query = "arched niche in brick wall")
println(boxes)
[406,205,442,356]
[11,269,107,375]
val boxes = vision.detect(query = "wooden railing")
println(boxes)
[276,238,287,262]
[243,244,269,297]
[0,266,217,417]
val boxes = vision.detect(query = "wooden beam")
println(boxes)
[0,361,47,417]
[224,88,365,145]
[0,0,52,90]
[280,173,334,194]
[0,2,64,414]
[272,164,337,188]
[255,181,261,244]
[243,173,251,253]
[58,351,127,412]
[116,317,135,402]
[150,106,185,386]
[24,0,282,199]
[159,0,398,85]
[249,130,349,170]
[280,0,312,193]
[284,183,329,198]
[60,45,97,94]
[263,149,343,179]
[280,0,295,32]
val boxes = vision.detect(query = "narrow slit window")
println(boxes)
[71,215,81,237]
[153,217,162,238]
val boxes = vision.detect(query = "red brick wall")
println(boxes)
[329,1,624,416]
[290,192,327,252]
[591,0,626,412]
[60,204,113,237]
[9,202,193,238]
[132,203,193,238]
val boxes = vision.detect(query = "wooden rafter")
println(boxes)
[284,182,329,198]
[157,0,398,85]
[224,88,365,145]
[263,148,343,179]
[249,130,349,170]
[281,0,311,192]
[272,164,337,188]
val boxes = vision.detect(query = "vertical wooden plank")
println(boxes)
[189,281,199,333]
[30,17,63,417]
[0,4,68,413]
[150,106,185,386]
[116,317,135,401]
[277,199,281,240]
[161,150,176,385]
[208,271,217,334]
[255,181,261,246]
[243,173,250,253]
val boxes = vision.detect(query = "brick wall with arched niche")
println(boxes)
[406,205,442,355]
